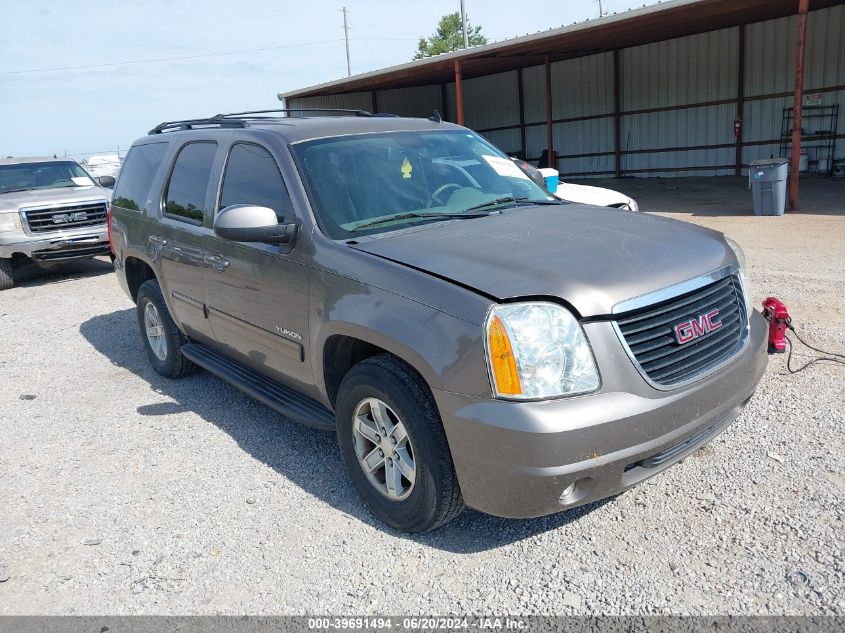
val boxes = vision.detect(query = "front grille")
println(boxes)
[615,275,747,387]
[23,201,108,234]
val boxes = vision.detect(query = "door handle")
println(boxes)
[204,254,229,272]
[148,235,167,247]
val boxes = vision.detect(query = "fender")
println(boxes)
[309,267,491,407]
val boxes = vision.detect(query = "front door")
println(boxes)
[155,141,218,342]
[203,141,312,392]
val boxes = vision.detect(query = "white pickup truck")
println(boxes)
[0,157,115,290]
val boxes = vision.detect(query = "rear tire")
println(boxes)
[136,279,196,378]
[336,354,464,532]
[0,258,13,291]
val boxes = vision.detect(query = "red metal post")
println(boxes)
[454,59,465,126]
[735,24,745,176]
[545,55,554,168]
[788,0,810,212]
[613,49,621,178]
[517,67,527,159]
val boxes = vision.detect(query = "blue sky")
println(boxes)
[1,0,658,158]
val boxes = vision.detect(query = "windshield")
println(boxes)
[0,161,93,194]
[293,129,555,238]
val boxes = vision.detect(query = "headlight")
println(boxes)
[0,212,23,233]
[725,236,752,316]
[485,302,600,399]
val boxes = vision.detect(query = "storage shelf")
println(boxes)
[779,104,838,175]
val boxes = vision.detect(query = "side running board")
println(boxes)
[181,342,335,431]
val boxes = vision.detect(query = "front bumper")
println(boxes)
[0,226,109,261]
[434,310,768,518]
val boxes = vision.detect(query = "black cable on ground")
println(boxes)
[783,323,845,374]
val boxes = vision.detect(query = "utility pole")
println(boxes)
[460,0,469,49]
[597,0,605,18]
[342,6,351,77]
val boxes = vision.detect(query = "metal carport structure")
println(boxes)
[280,0,845,211]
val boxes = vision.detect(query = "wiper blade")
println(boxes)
[462,196,517,213]
[0,188,32,194]
[463,195,562,213]
[349,211,490,232]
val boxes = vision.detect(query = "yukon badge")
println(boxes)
[673,309,722,345]
[275,326,302,341]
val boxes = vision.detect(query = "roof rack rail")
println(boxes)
[148,108,379,135]
[217,108,374,118]
[148,116,248,135]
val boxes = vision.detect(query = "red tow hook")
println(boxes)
[762,297,790,354]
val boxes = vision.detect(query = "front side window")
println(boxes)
[292,130,554,239]
[219,143,293,222]
[0,161,92,195]
[112,143,168,211]
[164,142,217,223]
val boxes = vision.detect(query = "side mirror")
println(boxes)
[213,204,298,244]
[97,175,116,188]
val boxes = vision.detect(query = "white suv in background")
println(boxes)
[512,157,639,211]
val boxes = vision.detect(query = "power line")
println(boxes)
[2,39,346,75]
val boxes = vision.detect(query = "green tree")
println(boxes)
[414,12,487,60]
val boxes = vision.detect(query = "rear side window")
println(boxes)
[219,143,293,222]
[112,143,167,211]
[164,142,217,223]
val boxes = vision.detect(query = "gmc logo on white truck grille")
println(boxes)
[52,212,88,224]
[673,309,722,344]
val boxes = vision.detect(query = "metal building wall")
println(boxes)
[619,27,739,177]
[444,71,523,154]
[284,5,843,179]
[375,84,443,118]
[743,5,845,168]
[286,91,373,113]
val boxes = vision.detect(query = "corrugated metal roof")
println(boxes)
[279,0,838,100]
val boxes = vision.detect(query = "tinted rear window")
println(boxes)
[164,142,217,223]
[112,143,168,211]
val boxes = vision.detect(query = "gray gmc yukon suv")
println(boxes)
[110,110,768,532]
[0,157,115,290]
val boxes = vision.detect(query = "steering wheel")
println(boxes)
[431,183,464,207]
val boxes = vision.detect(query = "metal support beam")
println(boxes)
[517,68,526,159]
[613,49,621,178]
[454,59,465,126]
[788,0,810,212]
[545,55,553,168]
[735,24,745,176]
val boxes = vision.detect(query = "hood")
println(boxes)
[350,205,733,317]
[0,185,111,213]
[555,182,632,207]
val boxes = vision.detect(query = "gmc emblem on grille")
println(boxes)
[673,309,722,344]
[52,211,88,224]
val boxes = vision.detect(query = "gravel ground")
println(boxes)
[0,213,843,616]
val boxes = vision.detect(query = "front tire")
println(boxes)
[0,257,13,291]
[136,279,196,378]
[336,354,464,532]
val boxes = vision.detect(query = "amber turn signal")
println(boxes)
[487,315,522,396]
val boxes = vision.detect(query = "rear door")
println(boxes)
[153,141,218,341]
[203,140,312,392]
